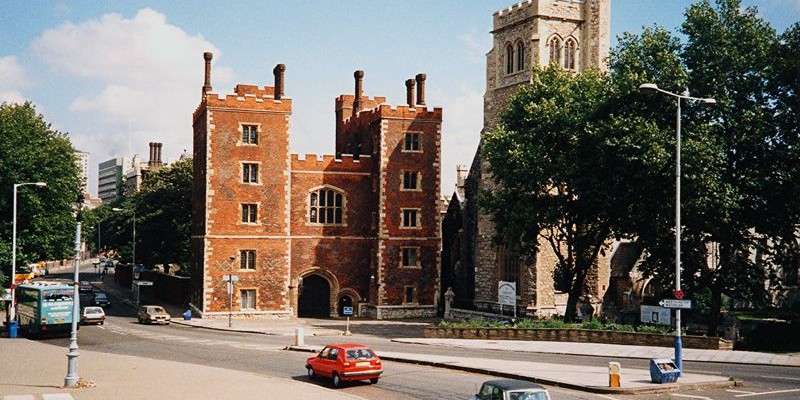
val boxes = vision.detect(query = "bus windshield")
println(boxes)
[43,289,73,302]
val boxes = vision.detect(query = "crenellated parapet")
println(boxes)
[291,153,373,173]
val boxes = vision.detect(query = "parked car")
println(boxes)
[137,305,171,325]
[306,343,382,388]
[81,306,106,325]
[79,280,93,293]
[92,292,111,307]
[470,379,551,400]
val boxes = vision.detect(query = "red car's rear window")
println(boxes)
[345,348,376,360]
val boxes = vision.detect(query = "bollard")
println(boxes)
[608,362,621,388]
[294,328,304,346]
[182,310,192,321]
[8,321,19,338]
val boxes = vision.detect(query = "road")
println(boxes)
[34,267,800,400]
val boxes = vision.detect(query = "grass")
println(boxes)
[439,317,676,334]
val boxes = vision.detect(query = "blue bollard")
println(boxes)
[182,310,192,321]
[8,321,19,338]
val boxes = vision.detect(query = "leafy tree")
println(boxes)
[0,102,81,284]
[482,66,622,322]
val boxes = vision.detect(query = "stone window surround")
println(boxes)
[241,161,262,185]
[548,34,563,66]
[238,122,261,146]
[240,202,260,225]
[402,131,422,153]
[400,170,422,191]
[306,184,347,226]
[240,288,257,310]
[403,285,418,305]
[239,249,256,270]
[564,37,579,71]
[400,246,421,269]
[400,208,421,229]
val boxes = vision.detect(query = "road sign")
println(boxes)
[659,299,692,309]
[222,274,240,282]
[674,290,684,300]
[343,306,353,316]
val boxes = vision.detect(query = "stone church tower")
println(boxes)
[442,0,612,317]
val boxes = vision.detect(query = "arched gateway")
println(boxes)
[298,274,331,317]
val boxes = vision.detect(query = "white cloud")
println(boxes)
[31,8,234,193]
[460,30,492,65]
[432,84,484,195]
[0,56,29,104]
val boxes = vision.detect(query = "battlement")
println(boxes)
[495,0,536,17]
[335,94,387,111]
[193,89,293,120]
[291,153,373,173]
[234,84,276,98]
[493,0,584,29]
[341,103,442,127]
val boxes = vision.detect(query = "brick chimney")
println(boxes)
[405,79,416,107]
[353,70,364,116]
[202,52,213,96]
[148,142,163,169]
[415,73,426,106]
[273,64,286,100]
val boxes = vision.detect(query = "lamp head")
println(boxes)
[700,98,717,105]
[112,207,123,211]
[35,182,47,187]
[639,83,659,93]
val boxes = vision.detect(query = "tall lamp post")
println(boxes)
[639,83,716,373]
[65,193,83,387]
[112,207,135,266]
[9,181,47,322]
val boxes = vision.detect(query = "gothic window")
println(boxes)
[309,187,344,225]
[564,38,577,71]
[505,44,514,75]
[498,244,520,283]
[516,41,525,72]
[549,36,562,66]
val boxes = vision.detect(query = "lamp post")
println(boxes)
[9,181,47,322]
[65,193,83,387]
[112,207,135,266]
[639,83,716,374]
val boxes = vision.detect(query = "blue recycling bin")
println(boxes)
[182,309,192,321]
[8,321,19,338]
[649,358,680,383]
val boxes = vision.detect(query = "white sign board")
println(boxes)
[641,305,671,325]
[659,299,692,309]
[498,281,516,307]
[222,274,240,282]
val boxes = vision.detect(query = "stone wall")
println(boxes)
[425,327,733,350]
[360,304,437,319]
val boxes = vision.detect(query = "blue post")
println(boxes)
[675,335,682,375]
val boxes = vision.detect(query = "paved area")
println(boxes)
[0,339,366,400]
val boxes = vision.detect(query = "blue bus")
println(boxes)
[15,281,75,338]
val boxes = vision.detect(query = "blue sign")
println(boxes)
[343,306,353,316]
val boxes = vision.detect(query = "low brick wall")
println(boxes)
[425,327,733,350]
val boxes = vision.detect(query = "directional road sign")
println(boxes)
[659,299,692,309]
[222,274,240,282]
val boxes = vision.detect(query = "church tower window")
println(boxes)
[516,41,525,72]
[549,36,562,66]
[505,44,514,74]
[564,38,577,71]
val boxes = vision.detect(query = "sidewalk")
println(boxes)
[0,339,365,400]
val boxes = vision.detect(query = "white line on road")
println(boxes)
[672,394,713,399]
[726,389,756,394]
[592,394,619,400]
[735,389,800,397]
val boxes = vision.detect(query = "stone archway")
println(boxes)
[298,274,331,317]
[336,288,360,316]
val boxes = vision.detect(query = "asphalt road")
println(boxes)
[35,267,800,400]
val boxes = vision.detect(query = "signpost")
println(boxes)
[498,281,516,318]
[659,299,692,309]
[343,306,353,336]
[222,274,239,328]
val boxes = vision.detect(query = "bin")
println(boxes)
[8,321,19,338]
[649,358,680,383]
[182,310,192,321]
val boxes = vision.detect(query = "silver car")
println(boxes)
[470,380,551,400]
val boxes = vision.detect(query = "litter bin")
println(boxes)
[8,321,19,338]
[182,310,192,321]
[649,358,680,383]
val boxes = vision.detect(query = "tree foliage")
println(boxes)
[0,102,81,285]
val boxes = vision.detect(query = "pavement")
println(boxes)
[5,265,798,398]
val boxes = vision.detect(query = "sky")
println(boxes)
[1,1,798,197]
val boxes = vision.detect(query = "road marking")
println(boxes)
[735,389,800,397]
[726,389,756,394]
[593,394,619,400]
[42,395,75,400]
[760,375,800,381]
[672,394,713,399]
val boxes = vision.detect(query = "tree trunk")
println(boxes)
[564,266,588,323]
[707,280,723,336]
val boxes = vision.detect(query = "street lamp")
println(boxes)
[112,207,135,266]
[639,83,716,374]
[9,181,47,322]
[65,193,83,387]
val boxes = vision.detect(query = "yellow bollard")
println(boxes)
[609,362,621,388]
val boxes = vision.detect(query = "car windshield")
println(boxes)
[84,307,103,314]
[345,348,375,360]
[509,390,549,400]
[95,293,107,299]
[149,306,166,313]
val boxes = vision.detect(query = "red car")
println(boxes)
[305,343,383,388]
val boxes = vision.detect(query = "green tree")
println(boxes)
[482,66,621,322]
[0,102,81,284]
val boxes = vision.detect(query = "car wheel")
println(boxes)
[100,321,104,325]
[369,378,379,384]
[332,372,342,388]
[307,367,316,380]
